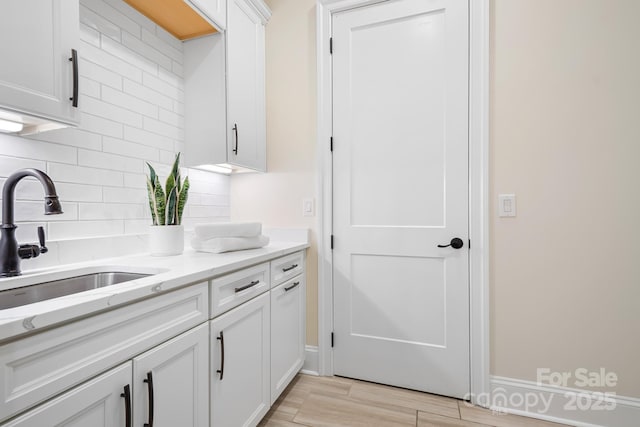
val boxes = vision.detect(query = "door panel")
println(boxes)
[132,324,209,427]
[3,362,130,427]
[332,0,470,398]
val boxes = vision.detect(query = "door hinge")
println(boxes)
[330,37,333,54]
[331,332,334,347]
[468,239,471,249]
[330,136,333,152]
[330,235,334,250]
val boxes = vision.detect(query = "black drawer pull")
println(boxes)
[121,384,132,427]
[232,123,238,155]
[69,49,78,108]
[216,331,225,380]
[282,264,298,272]
[143,371,154,427]
[284,281,300,292]
[235,280,259,293]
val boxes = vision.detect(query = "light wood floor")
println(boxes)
[259,375,571,427]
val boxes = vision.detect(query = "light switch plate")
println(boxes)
[498,194,516,217]
[303,198,314,217]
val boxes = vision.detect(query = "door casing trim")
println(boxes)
[315,0,491,405]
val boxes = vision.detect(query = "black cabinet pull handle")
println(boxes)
[437,238,464,249]
[284,281,300,292]
[120,384,132,427]
[69,49,78,108]
[216,331,225,380]
[232,123,238,155]
[143,371,154,427]
[235,280,259,293]
[282,264,298,272]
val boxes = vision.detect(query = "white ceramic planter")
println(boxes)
[149,225,184,256]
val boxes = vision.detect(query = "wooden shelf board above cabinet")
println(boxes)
[123,0,217,40]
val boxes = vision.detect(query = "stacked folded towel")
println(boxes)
[191,222,269,253]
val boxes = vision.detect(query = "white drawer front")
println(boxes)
[0,283,208,423]
[270,251,305,288]
[211,262,270,318]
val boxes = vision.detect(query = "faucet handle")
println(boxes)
[38,226,48,254]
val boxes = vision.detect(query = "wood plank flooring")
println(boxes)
[259,375,571,427]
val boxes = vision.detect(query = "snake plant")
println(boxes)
[146,153,190,226]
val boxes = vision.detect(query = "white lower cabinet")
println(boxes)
[2,323,209,427]
[270,275,306,404]
[211,292,270,427]
[3,362,130,427]
[133,323,209,427]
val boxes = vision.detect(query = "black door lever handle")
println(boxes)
[438,238,464,249]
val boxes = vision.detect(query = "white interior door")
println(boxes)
[332,0,470,398]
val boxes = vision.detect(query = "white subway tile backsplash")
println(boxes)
[172,61,184,78]
[79,76,101,98]
[0,0,229,246]
[82,0,140,38]
[102,86,158,119]
[82,96,143,128]
[123,172,147,189]
[49,163,124,187]
[103,186,147,204]
[122,31,173,71]
[0,134,77,164]
[158,150,177,164]
[158,67,183,88]
[78,149,143,173]
[48,220,125,240]
[0,178,45,201]
[103,36,159,76]
[143,116,182,140]
[80,21,102,47]
[0,156,46,177]
[102,0,155,33]
[80,58,123,90]
[56,182,104,202]
[103,137,159,161]
[143,72,184,101]
[123,78,174,111]
[159,108,184,129]
[80,112,124,138]
[80,40,143,83]
[124,126,174,151]
[142,28,182,62]
[28,128,102,151]
[11,200,79,222]
[124,219,152,235]
[80,5,121,42]
[79,202,144,220]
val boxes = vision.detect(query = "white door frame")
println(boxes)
[315,0,491,406]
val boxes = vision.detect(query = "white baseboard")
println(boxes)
[488,376,640,427]
[301,345,319,376]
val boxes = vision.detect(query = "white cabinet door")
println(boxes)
[186,0,226,30]
[226,0,266,171]
[3,362,131,427]
[211,292,270,427]
[0,0,79,127]
[270,276,305,404]
[133,323,209,427]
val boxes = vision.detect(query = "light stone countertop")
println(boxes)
[0,240,308,343]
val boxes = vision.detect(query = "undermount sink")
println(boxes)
[0,267,165,310]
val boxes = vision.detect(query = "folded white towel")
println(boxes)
[191,235,270,254]
[194,222,262,239]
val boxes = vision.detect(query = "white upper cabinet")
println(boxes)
[0,0,80,134]
[226,0,267,171]
[186,0,227,30]
[184,0,270,173]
